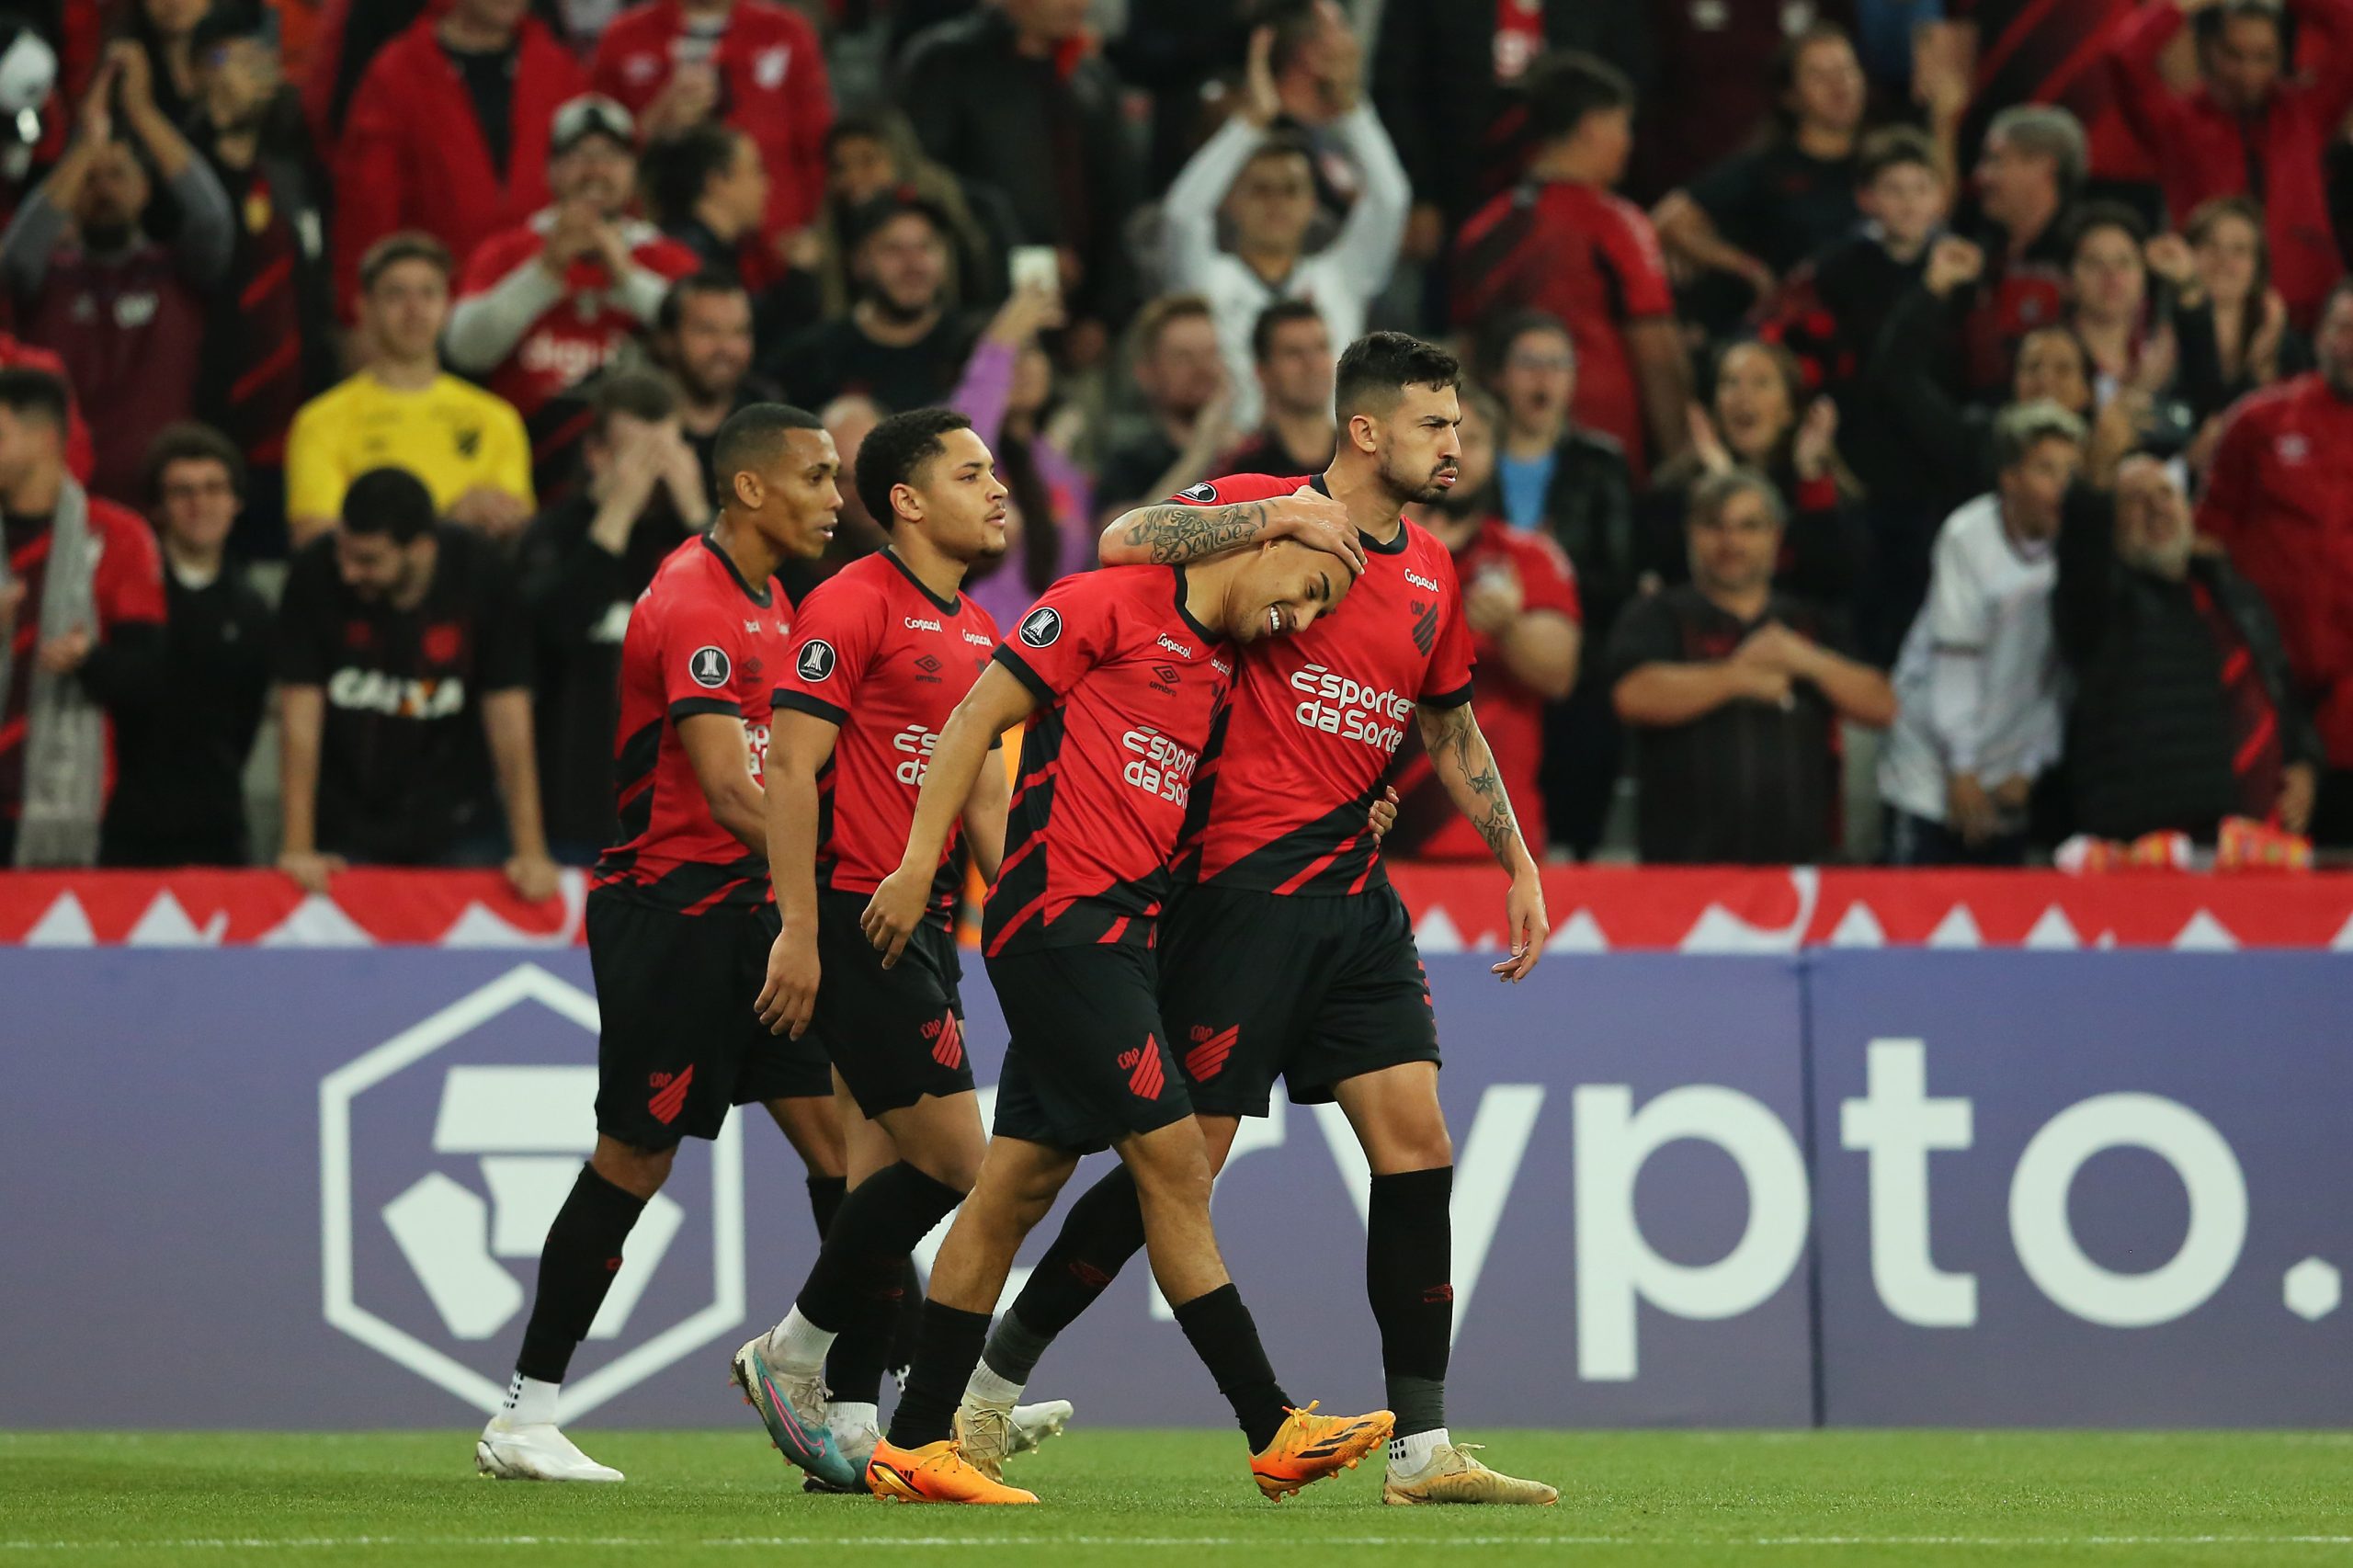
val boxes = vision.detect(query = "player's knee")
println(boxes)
[1123,1127,1214,1208]
[591,1137,676,1199]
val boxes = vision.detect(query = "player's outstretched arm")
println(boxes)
[862,663,1039,967]
[677,712,769,854]
[1415,700,1549,983]
[959,733,1013,887]
[757,710,842,1039]
[1097,485,1365,574]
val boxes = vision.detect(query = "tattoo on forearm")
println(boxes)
[1118,502,1270,564]
[1428,703,1522,868]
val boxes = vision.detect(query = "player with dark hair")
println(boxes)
[476,403,849,1483]
[854,493,1386,1506]
[956,331,1561,1506]
[729,407,1066,1489]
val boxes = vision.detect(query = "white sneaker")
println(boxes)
[953,1396,1075,1481]
[474,1416,624,1482]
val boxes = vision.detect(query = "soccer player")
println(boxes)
[475,404,849,1483]
[732,408,1064,1488]
[958,332,1561,1506]
[855,527,1388,1506]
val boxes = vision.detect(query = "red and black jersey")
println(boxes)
[593,535,796,911]
[770,549,1002,930]
[1166,473,1477,897]
[983,566,1234,958]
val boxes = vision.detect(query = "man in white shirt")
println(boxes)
[1880,400,2085,863]
[1157,17,1409,431]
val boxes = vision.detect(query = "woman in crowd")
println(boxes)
[2154,196,2311,431]
[949,284,1095,631]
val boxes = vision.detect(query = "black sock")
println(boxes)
[1173,1283,1292,1452]
[886,1256,926,1381]
[516,1165,648,1384]
[807,1174,847,1240]
[985,1165,1143,1381]
[823,1252,909,1405]
[796,1163,964,1330]
[1368,1166,1452,1437]
[885,1300,993,1449]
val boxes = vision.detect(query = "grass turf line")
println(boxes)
[1,1431,2347,1567]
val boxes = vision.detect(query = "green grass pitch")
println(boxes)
[3,1431,2347,1567]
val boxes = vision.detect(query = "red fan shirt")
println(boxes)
[455,217,701,423]
[983,565,1234,957]
[593,534,796,912]
[1164,473,1477,895]
[770,549,1001,929]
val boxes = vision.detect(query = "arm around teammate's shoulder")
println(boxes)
[1097,483,1363,574]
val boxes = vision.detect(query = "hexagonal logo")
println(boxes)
[319,963,744,1417]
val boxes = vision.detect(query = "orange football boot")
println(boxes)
[865,1437,1040,1504]
[1249,1401,1395,1501]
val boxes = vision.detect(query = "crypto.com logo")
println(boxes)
[319,963,744,1417]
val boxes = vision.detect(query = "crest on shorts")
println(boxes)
[1019,607,1063,648]
[796,639,836,681]
[688,645,732,687]
[1176,482,1218,504]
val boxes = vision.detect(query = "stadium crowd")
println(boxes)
[1,0,2348,881]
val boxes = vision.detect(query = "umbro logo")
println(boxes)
[1409,600,1438,656]
[688,646,732,687]
[915,653,942,674]
[1019,607,1063,648]
[795,640,836,681]
[1149,663,1181,693]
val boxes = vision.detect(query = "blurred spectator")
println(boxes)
[1092,291,1234,522]
[101,425,271,868]
[804,110,1013,321]
[1610,466,1893,866]
[1631,1,1853,203]
[1387,388,1581,861]
[896,0,1140,360]
[332,0,587,318]
[590,0,833,247]
[286,233,534,547]
[951,282,1093,629]
[188,2,337,557]
[445,96,699,504]
[2062,203,2175,406]
[2104,0,2353,330]
[276,465,556,896]
[516,372,707,861]
[119,0,210,132]
[1880,401,2085,866]
[2059,454,2319,843]
[1483,308,1637,860]
[2154,197,2312,434]
[1158,16,1406,431]
[653,272,774,492]
[766,192,976,414]
[639,121,769,286]
[1650,340,1864,617]
[0,41,232,505]
[1452,51,1688,483]
[815,391,888,566]
[2199,280,2353,841]
[1953,105,2085,402]
[1654,23,1869,335]
[1218,299,1336,479]
[1757,125,1949,413]
[1103,0,1251,192]
[0,369,164,868]
[0,332,93,486]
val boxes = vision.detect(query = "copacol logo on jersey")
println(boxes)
[688,645,733,688]
[1290,664,1414,755]
[795,639,836,681]
[320,964,744,1418]
[1019,607,1063,648]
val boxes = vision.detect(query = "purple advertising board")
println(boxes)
[4,949,2345,1429]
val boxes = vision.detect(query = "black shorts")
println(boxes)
[588,889,833,1148]
[808,889,976,1117]
[1157,881,1438,1117]
[985,943,1193,1154]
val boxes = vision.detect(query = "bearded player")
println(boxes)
[476,404,848,1483]
[954,333,1559,1506]
[732,408,1067,1488]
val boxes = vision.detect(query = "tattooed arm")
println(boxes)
[1098,486,1366,574]
[1415,699,1550,982]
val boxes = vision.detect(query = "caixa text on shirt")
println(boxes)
[1289,663,1415,755]
[328,666,467,721]
[1121,725,1199,805]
